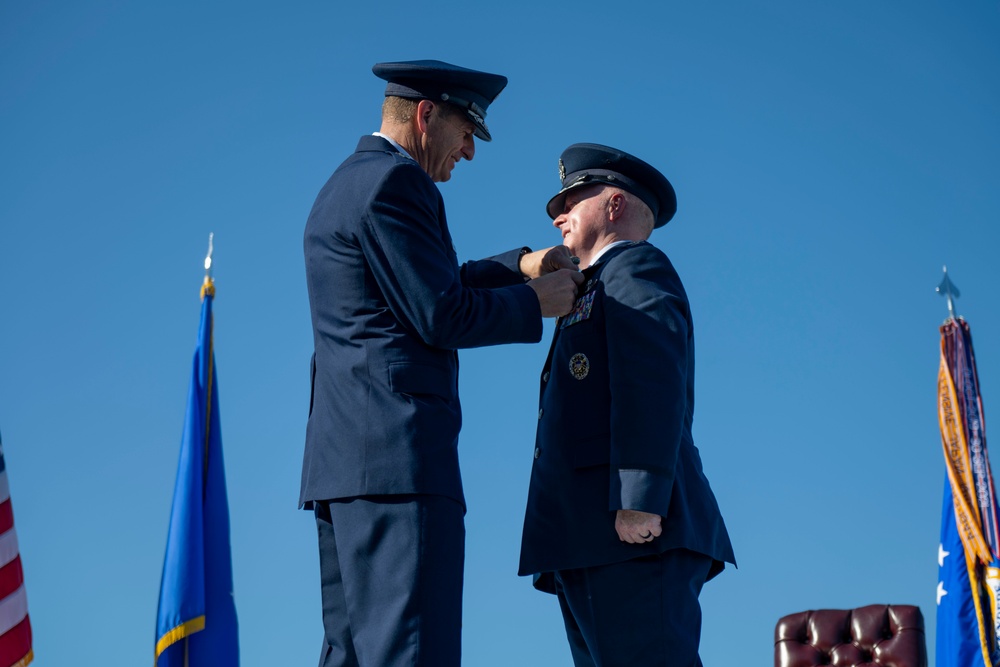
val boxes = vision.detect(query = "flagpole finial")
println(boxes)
[936,265,960,321]
[201,233,216,298]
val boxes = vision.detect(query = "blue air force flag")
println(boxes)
[155,279,238,666]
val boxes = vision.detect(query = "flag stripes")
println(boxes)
[0,440,31,667]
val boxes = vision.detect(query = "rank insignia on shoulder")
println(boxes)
[560,290,595,329]
[569,353,590,380]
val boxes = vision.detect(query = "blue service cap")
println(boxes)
[546,143,677,228]
[372,59,508,142]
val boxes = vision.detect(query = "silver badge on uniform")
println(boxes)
[569,353,590,380]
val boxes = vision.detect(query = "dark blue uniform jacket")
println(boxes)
[518,241,735,591]
[301,135,542,509]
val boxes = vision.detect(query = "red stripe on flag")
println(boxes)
[0,502,11,537]
[0,559,22,603]
[0,615,31,667]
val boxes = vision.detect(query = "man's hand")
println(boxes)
[527,269,585,317]
[520,246,577,279]
[615,509,662,544]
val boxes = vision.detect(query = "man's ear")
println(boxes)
[607,192,627,221]
[415,99,436,134]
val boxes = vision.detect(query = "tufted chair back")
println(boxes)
[774,604,927,667]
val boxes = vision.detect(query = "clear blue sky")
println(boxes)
[2,2,999,665]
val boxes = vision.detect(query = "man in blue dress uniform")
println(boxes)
[518,144,736,666]
[301,61,583,667]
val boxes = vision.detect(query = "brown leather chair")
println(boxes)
[774,604,927,667]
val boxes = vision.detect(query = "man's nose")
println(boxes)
[462,136,476,161]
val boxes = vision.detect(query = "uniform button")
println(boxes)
[534,447,541,459]
[542,371,550,382]
[538,408,544,419]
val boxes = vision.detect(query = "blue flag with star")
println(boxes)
[938,476,997,666]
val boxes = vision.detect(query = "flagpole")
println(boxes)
[155,232,238,667]
[934,269,1000,666]
[200,234,215,497]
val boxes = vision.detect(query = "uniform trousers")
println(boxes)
[553,548,714,667]
[314,495,465,667]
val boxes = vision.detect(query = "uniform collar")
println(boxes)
[586,240,646,270]
[372,132,416,162]
[588,240,632,267]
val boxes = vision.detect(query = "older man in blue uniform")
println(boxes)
[301,61,583,667]
[519,144,736,666]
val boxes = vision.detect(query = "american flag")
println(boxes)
[0,436,32,667]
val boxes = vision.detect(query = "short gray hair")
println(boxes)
[381,96,418,123]
[610,188,655,238]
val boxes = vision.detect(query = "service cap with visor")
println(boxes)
[372,59,508,142]
[547,143,677,228]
